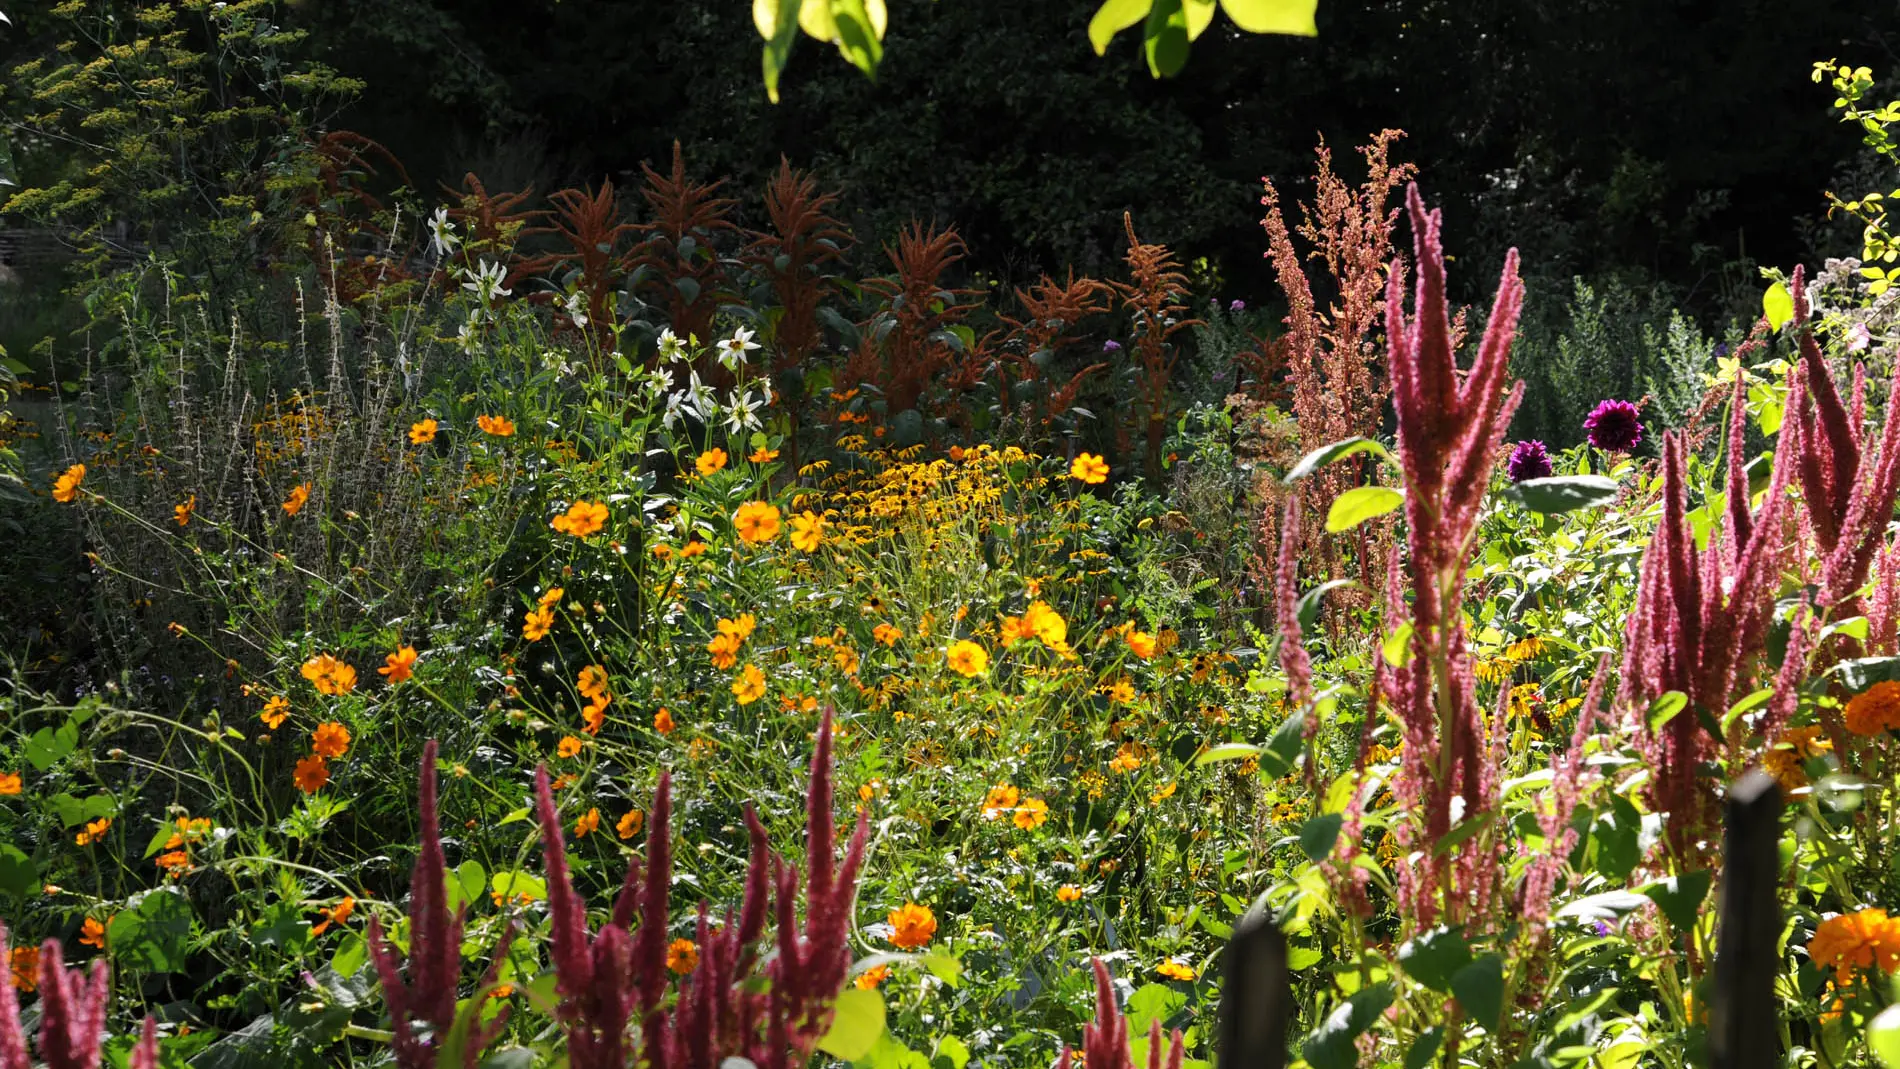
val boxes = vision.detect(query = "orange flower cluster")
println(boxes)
[1810,908,1900,982]
[300,653,358,696]
[1846,681,1900,736]
[887,902,937,949]
[378,645,418,683]
[51,463,85,503]
[551,500,608,538]
[708,613,757,669]
[578,663,612,734]
[734,501,782,544]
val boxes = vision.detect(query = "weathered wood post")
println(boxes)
[1217,911,1290,1069]
[1708,769,1781,1069]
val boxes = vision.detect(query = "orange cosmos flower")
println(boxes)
[0,773,20,796]
[790,511,826,552]
[855,964,891,989]
[294,754,331,793]
[379,645,418,683]
[1156,960,1196,982]
[574,807,601,838]
[300,654,358,695]
[748,447,779,463]
[261,695,291,729]
[695,448,729,476]
[476,414,516,437]
[577,665,610,699]
[873,623,903,647]
[982,784,1020,820]
[75,817,111,846]
[557,735,585,758]
[999,615,1030,644]
[79,917,107,949]
[173,494,196,527]
[1013,797,1049,830]
[282,482,312,516]
[51,463,85,503]
[311,721,351,759]
[408,418,438,445]
[538,586,565,608]
[1056,885,1083,903]
[707,631,742,670]
[887,902,937,949]
[1070,453,1109,484]
[654,708,676,734]
[523,605,554,641]
[679,541,709,558]
[551,500,608,538]
[10,946,39,991]
[666,938,699,975]
[617,809,645,840]
[732,664,766,705]
[734,501,782,544]
[1125,630,1158,659]
[582,696,609,735]
[312,896,355,936]
[1021,601,1067,649]
[946,640,988,677]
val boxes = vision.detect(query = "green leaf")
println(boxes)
[1396,927,1470,993]
[1639,871,1712,932]
[1126,983,1187,1035]
[25,721,78,771]
[1219,0,1318,34]
[1763,281,1795,331]
[919,951,962,986]
[332,932,368,977]
[1381,622,1415,668]
[1645,691,1688,734]
[1302,983,1395,1069]
[1325,486,1404,532]
[490,870,547,903]
[1088,0,1153,54]
[1257,709,1307,780]
[1403,1028,1444,1069]
[1504,474,1621,514]
[1868,1004,1900,1068]
[1296,578,1361,631]
[931,1036,971,1069]
[1142,0,1190,77]
[1183,0,1217,39]
[755,0,802,102]
[1721,687,1775,733]
[1450,955,1504,1031]
[0,846,36,901]
[818,988,886,1061]
[1195,742,1262,765]
[830,0,884,79]
[1298,813,1342,863]
[1284,436,1389,484]
[112,890,193,973]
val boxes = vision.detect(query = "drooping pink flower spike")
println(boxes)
[367,741,512,1069]
[1053,960,1187,1069]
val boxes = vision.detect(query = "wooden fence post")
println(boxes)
[1217,911,1290,1069]
[1708,769,1781,1069]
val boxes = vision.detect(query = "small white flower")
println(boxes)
[715,327,761,371]
[563,292,589,330]
[428,207,459,259]
[685,369,719,422]
[463,259,511,302]
[724,390,762,435]
[662,391,686,429]
[657,328,688,364]
[1848,322,1872,352]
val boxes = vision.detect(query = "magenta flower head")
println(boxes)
[1506,440,1552,482]
[1583,399,1643,451]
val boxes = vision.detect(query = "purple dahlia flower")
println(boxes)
[1507,440,1553,482]
[1583,398,1643,452]
[1229,299,1246,312]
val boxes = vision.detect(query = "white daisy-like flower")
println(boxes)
[563,292,589,329]
[428,207,459,259]
[463,259,511,302]
[657,328,688,364]
[715,326,761,371]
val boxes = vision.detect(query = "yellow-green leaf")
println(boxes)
[1219,0,1318,35]
[1089,0,1153,55]
[817,988,886,1061]
[1185,0,1217,40]
[1326,486,1404,533]
[1763,281,1794,331]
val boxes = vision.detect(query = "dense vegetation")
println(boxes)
[4,5,1900,1069]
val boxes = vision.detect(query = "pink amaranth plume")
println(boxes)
[536,707,867,1069]
[1617,418,1800,862]
[32,938,111,1069]
[129,1018,158,1069]
[367,741,511,1069]
[1053,960,1187,1069]
[1381,183,1524,930]
[1275,498,1316,750]
[1523,656,1609,927]
[1786,266,1900,606]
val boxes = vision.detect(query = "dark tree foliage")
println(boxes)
[165,0,1900,314]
